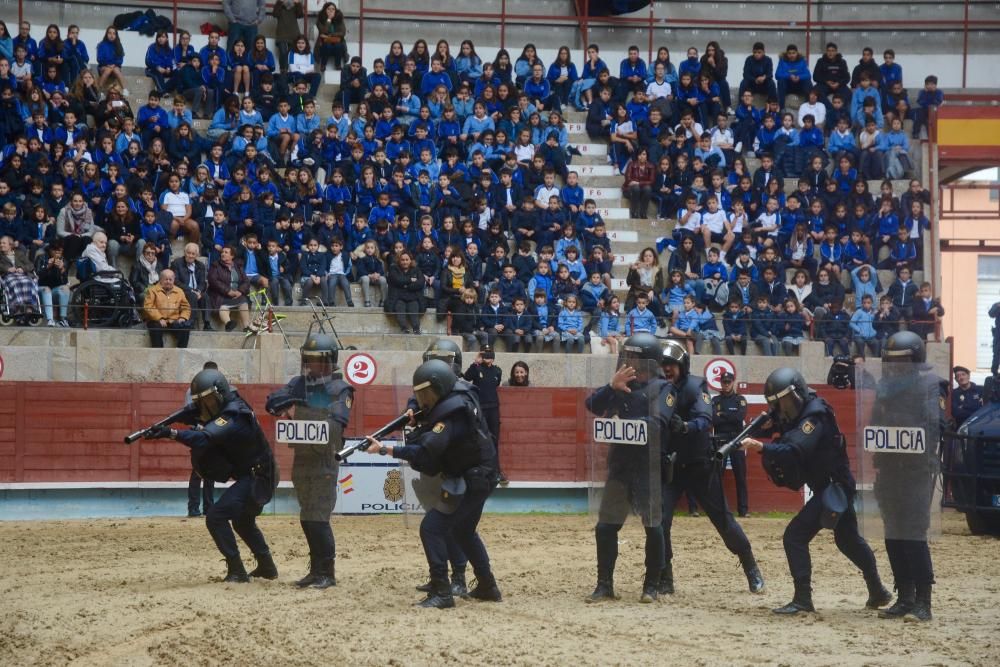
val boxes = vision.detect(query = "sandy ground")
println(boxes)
[0,512,997,666]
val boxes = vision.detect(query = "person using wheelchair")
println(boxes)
[0,234,42,323]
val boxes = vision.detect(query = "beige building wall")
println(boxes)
[939,185,1000,371]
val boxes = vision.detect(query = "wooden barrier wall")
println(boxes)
[0,382,860,512]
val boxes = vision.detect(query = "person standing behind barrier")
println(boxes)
[464,346,505,483]
[184,362,219,518]
[713,372,749,517]
[271,0,304,75]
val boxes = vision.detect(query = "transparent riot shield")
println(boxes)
[395,366,434,529]
[856,359,943,541]
[584,356,663,529]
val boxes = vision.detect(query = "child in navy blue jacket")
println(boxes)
[722,299,748,355]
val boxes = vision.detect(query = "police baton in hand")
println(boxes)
[335,410,423,461]
[714,412,771,461]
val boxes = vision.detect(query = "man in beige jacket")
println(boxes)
[143,269,192,348]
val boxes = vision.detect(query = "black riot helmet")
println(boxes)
[423,338,463,374]
[301,333,339,380]
[190,368,233,422]
[882,330,926,364]
[413,359,457,411]
[763,367,811,426]
[660,339,690,377]
[618,333,664,380]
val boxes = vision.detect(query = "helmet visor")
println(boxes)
[301,350,336,380]
[413,380,443,412]
[191,387,224,422]
[617,345,659,379]
[765,384,804,425]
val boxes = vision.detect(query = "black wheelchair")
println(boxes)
[68,259,139,328]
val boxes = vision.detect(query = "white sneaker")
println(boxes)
[58,319,70,327]
[46,319,56,327]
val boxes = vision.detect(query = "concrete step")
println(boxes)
[569,164,619,178]
[584,186,623,202]
[605,230,639,244]
[574,143,609,158]
[596,207,631,220]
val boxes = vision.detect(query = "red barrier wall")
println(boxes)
[0,382,859,512]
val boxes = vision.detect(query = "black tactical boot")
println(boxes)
[310,559,336,589]
[878,581,915,619]
[468,572,502,602]
[657,561,674,595]
[418,578,456,609]
[415,580,432,593]
[772,579,815,614]
[223,556,250,583]
[296,555,318,588]
[740,553,765,594]
[586,578,618,603]
[450,570,470,598]
[864,576,893,609]
[640,575,659,603]
[248,551,278,580]
[904,584,932,622]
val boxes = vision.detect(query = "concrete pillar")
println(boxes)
[72,329,103,382]
[258,333,286,384]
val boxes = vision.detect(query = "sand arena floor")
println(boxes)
[1,512,997,666]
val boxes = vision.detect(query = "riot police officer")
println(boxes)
[871,332,942,622]
[951,365,983,427]
[464,346,505,483]
[659,341,763,596]
[585,333,669,603]
[712,371,749,517]
[147,369,279,583]
[408,339,473,598]
[366,360,501,609]
[741,368,891,614]
[266,333,353,589]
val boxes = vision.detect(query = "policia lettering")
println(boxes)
[741,368,891,615]
[146,369,279,583]
[870,331,942,622]
[658,340,764,597]
[266,333,353,589]
[367,359,502,609]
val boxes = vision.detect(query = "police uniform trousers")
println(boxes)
[876,469,935,586]
[661,461,751,562]
[724,450,749,516]
[188,470,215,514]
[783,488,878,583]
[482,406,501,455]
[205,476,269,559]
[595,476,665,581]
[420,470,494,581]
[293,448,338,563]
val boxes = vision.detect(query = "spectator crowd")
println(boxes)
[0,7,944,355]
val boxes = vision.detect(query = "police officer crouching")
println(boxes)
[366,360,502,608]
[659,341,763,596]
[712,372,750,517]
[266,333,353,589]
[408,339,473,598]
[147,369,279,583]
[585,333,669,603]
[741,368,891,614]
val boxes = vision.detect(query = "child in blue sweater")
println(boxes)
[557,294,585,352]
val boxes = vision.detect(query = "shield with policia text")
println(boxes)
[855,356,943,540]
[584,356,664,528]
